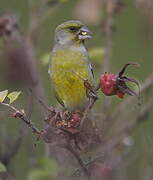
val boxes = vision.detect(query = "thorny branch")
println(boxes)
[0,99,93,179]
[72,93,153,177]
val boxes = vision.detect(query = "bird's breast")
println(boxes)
[50,49,92,109]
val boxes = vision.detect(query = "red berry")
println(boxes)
[99,63,140,99]
[116,90,125,98]
[100,73,117,96]
[92,163,112,177]
[100,73,125,98]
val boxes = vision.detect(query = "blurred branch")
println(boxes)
[102,0,126,113]
[101,0,118,135]
[72,134,126,178]
[102,0,114,72]
[80,93,98,129]
[65,144,90,179]
[137,96,153,122]
[0,13,48,118]
[28,0,59,42]
[0,135,22,166]
[117,96,153,136]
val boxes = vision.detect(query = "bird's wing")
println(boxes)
[54,91,65,108]
[89,63,94,78]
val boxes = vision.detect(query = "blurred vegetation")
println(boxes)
[27,158,58,180]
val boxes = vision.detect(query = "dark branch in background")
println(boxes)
[28,0,59,42]
[0,13,47,119]
[65,144,90,179]
[118,96,153,136]
[102,0,114,72]
[0,134,22,167]
[101,0,119,136]
[137,96,153,122]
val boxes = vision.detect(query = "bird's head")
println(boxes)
[55,20,92,45]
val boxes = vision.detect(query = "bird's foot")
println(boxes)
[62,110,71,120]
[87,91,98,103]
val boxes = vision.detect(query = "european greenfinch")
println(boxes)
[49,20,94,111]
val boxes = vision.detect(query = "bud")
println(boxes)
[100,63,140,98]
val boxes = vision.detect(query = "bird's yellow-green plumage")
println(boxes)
[51,50,91,109]
[49,20,93,110]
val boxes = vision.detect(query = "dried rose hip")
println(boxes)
[100,63,140,98]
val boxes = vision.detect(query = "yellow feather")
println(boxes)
[50,50,92,110]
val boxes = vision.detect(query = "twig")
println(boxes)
[80,96,98,129]
[28,88,52,113]
[117,96,153,135]
[72,135,121,177]
[65,144,90,179]
[1,102,41,135]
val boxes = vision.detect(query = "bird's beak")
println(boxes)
[78,26,93,40]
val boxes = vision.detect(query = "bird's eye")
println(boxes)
[69,27,77,32]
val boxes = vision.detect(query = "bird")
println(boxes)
[49,20,94,111]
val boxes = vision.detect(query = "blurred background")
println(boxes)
[0,0,153,180]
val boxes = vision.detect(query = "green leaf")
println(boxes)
[0,90,8,103]
[7,91,21,104]
[0,162,6,173]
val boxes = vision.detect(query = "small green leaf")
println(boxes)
[0,90,8,103]
[8,91,21,104]
[0,162,6,173]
